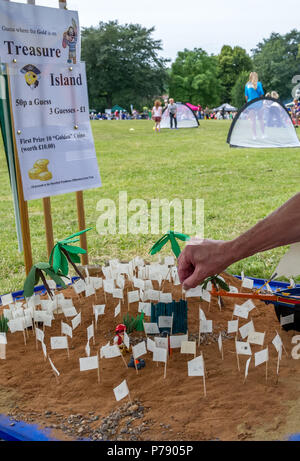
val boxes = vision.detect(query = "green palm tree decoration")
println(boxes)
[49,228,92,280]
[23,262,67,299]
[149,231,190,258]
[202,275,229,292]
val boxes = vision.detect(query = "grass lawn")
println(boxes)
[0,119,299,294]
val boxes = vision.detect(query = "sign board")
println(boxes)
[8,61,101,200]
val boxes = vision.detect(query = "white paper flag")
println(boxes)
[170,334,188,349]
[164,256,175,266]
[218,333,223,353]
[233,304,249,319]
[280,314,294,326]
[114,302,121,318]
[202,290,211,303]
[0,333,7,345]
[113,288,123,299]
[87,324,94,342]
[85,340,90,357]
[143,322,160,335]
[92,277,103,290]
[147,337,155,352]
[133,278,145,290]
[103,279,114,294]
[62,306,78,318]
[235,341,252,356]
[181,341,196,355]
[147,289,160,301]
[199,308,207,322]
[100,342,110,358]
[41,341,47,359]
[255,347,268,367]
[102,345,121,359]
[35,327,44,343]
[228,320,239,334]
[138,302,151,316]
[73,279,86,294]
[272,333,283,354]
[48,357,60,376]
[51,336,68,350]
[185,286,202,298]
[154,336,168,350]
[153,346,167,363]
[239,320,254,340]
[85,283,95,297]
[113,379,129,402]
[79,355,98,371]
[71,312,81,330]
[93,304,105,316]
[132,341,147,359]
[124,331,130,349]
[158,316,173,329]
[229,285,239,293]
[128,290,140,304]
[3,309,12,320]
[159,292,173,304]
[61,321,72,338]
[242,299,256,313]
[248,331,265,346]
[200,320,213,333]
[245,357,251,380]
[1,293,14,306]
[8,318,24,333]
[188,355,204,376]
[242,278,254,289]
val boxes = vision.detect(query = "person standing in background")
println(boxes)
[151,100,162,132]
[245,71,265,139]
[168,98,177,129]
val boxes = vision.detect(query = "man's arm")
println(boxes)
[178,193,300,289]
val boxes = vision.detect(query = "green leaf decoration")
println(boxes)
[68,253,81,264]
[150,231,190,258]
[52,244,62,273]
[23,263,67,298]
[0,314,9,333]
[202,275,229,292]
[62,244,87,255]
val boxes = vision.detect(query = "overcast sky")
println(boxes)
[18,0,300,62]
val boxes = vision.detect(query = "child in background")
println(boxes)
[152,100,162,132]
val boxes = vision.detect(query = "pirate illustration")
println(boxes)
[62,18,78,64]
[20,64,41,89]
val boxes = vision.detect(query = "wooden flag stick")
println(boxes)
[235,337,240,372]
[128,392,132,405]
[266,360,268,382]
[120,353,128,369]
[92,321,95,345]
[97,352,100,384]
[202,354,207,397]
[23,330,26,346]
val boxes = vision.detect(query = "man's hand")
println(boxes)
[178,238,233,290]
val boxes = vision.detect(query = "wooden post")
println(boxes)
[6,66,32,275]
[43,197,54,259]
[76,191,88,265]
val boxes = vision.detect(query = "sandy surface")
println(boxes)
[0,271,299,441]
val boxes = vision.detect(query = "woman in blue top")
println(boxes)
[245,72,265,139]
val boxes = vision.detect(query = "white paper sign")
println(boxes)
[48,357,60,376]
[35,327,44,343]
[153,346,167,363]
[199,308,206,322]
[272,333,283,354]
[233,304,249,319]
[8,318,24,333]
[248,331,265,346]
[128,290,139,304]
[235,341,252,356]
[85,283,95,297]
[138,302,151,316]
[114,302,121,318]
[181,341,196,355]
[61,321,72,338]
[147,337,155,352]
[62,306,78,318]
[8,61,101,201]
[242,299,256,313]
[154,336,168,350]
[0,333,7,345]
[200,319,213,333]
[0,2,81,65]
[242,278,254,289]
[123,331,130,349]
[132,341,147,359]
[50,336,68,350]
[228,320,239,333]
[202,290,211,303]
[255,347,269,367]
[280,314,294,326]
[239,320,254,340]
[188,355,204,376]
[169,334,188,349]
[79,355,98,372]
[73,279,87,294]
[158,316,173,329]
[143,322,160,335]
[1,294,14,306]
[159,292,173,304]
[102,345,121,359]
[87,323,94,342]
[113,379,129,402]
[185,286,202,298]
[229,285,239,293]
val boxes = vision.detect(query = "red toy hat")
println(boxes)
[115,324,126,333]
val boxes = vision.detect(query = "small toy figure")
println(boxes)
[114,324,130,355]
[62,18,78,64]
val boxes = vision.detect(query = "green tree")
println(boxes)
[252,30,300,101]
[168,48,222,107]
[217,45,252,102]
[231,70,250,108]
[81,21,169,111]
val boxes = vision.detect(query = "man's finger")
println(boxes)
[183,266,205,290]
